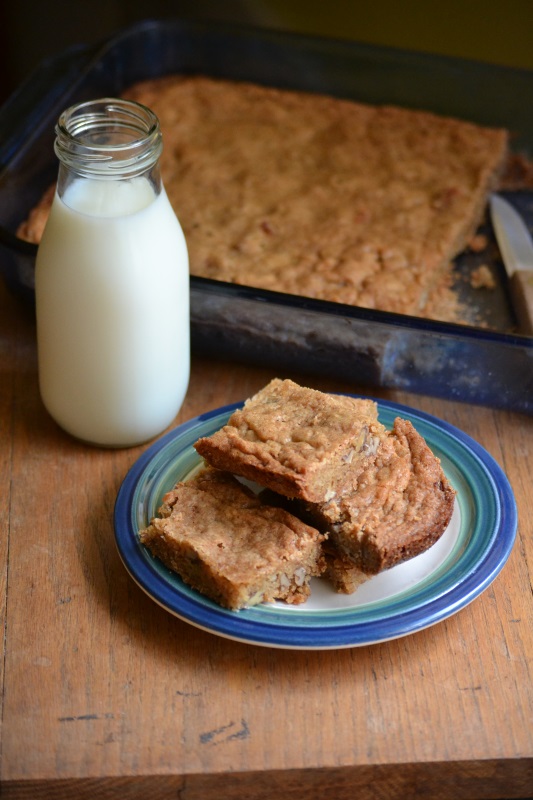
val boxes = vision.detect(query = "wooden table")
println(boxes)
[1,277,532,800]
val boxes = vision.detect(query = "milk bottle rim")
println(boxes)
[54,98,163,179]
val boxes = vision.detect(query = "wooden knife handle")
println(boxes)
[509,270,533,336]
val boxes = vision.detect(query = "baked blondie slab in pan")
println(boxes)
[18,74,508,324]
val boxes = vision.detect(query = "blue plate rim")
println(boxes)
[114,395,517,649]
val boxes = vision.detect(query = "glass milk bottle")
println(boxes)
[35,98,189,447]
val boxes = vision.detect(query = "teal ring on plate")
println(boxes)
[114,397,517,649]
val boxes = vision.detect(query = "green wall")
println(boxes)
[251,0,533,70]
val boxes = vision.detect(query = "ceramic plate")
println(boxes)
[114,397,517,649]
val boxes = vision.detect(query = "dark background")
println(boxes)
[1,0,532,105]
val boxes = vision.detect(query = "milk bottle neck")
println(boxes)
[54,98,163,199]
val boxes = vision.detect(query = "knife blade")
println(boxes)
[489,194,533,336]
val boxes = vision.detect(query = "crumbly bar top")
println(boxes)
[139,468,325,609]
[315,416,456,573]
[194,378,387,502]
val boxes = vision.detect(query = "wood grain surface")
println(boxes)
[0,278,532,799]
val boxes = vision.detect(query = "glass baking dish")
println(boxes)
[0,18,531,413]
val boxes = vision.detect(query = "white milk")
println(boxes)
[35,177,190,447]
